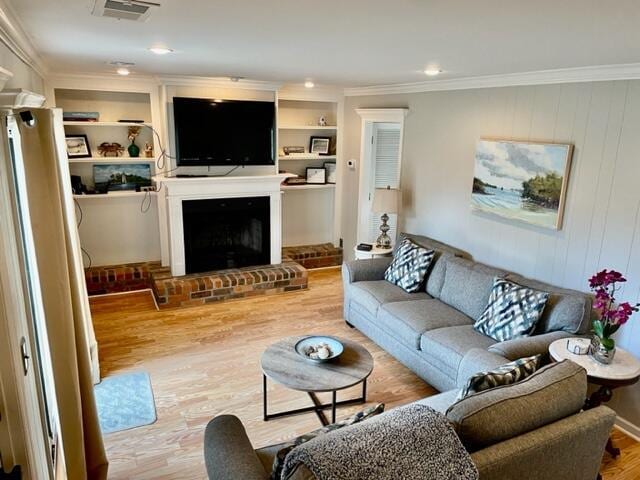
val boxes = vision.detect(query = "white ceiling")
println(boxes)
[9,0,640,87]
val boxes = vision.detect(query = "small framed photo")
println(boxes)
[283,146,305,155]
[323,162,337,184]
[306,167,326,184]
[65,134,92,158]
[309,136,331,155]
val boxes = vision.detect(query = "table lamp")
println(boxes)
[372,186,400,248]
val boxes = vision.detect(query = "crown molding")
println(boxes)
[0,0,47,78]
[48,72,159,93]
[157,75,281,91]
[278,84,344,102]
[344,63,640,97]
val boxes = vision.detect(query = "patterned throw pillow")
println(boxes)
[384,239,435,293]
[474,278,550,342]
[455,355,542,401]
[270,403,385,479]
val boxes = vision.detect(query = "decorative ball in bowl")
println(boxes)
[295,336,344,363]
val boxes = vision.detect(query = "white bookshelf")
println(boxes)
[277,97,341,247]
[53,85,163,267]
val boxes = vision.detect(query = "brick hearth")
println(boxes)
[151,261,308,309]
[84,244,341,307]
[282,243,343,269]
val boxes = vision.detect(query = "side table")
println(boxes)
[549,338,640,459]
[353,245,393,260]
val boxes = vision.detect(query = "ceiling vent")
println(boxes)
[92,0,160,22]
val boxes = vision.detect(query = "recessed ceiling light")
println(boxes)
[116,67,130,76]
[229,76,244,82]
[304,80,315,89]
[149,46,173,55]
[424,67,442,77]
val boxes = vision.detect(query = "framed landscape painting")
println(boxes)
[471,139,573,230]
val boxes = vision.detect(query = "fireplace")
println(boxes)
[160,174,287,277]
[182,196,270,274]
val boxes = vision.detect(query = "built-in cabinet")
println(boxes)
[49,76,343,268]
[277,95,342,247]
[51,81,163,266]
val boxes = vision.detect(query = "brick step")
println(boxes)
[151,261,308,309]
[282,243,343,269]
[84,261,161,295]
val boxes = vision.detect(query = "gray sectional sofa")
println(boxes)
[342,233,594,392]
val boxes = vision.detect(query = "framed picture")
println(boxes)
[65,134,91,158]
[306,167,326,184]
[93,163,151,193]
[283,146,305,155]
[309,136,331,155]
[471,139,573,230]
[323,162,337,184]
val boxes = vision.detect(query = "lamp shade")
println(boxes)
[372,187,400,214]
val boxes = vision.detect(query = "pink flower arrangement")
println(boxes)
[588,269,639,350]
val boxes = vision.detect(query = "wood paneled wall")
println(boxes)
[342,80,640,432]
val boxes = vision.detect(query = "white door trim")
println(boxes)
[355,108,408,244]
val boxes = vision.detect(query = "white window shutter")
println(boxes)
[368,123,401,243]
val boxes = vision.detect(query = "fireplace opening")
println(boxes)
[182,196,270,274]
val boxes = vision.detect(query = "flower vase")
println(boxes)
[128,139,140,158]
[590,336,616,365]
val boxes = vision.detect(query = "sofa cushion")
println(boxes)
[349,280,429,316]
[378,299,473,350]
[397,233,469,298]
[445,360,587,451]
[440,257,507,320]
[474,278,550,342]
[384,238,435,293]
[420,325,496,376]
[506,273,593,334]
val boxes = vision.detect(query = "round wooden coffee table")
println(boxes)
[261,336,374,426]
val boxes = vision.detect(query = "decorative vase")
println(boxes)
[590,336,616,365]
[128,139,140,158]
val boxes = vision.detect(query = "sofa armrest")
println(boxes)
[342,258,391,283]
[204,415,269,480]
[456,348,510,388]
[487,331,573,361]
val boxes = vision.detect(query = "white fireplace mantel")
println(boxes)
[158,174,289,276]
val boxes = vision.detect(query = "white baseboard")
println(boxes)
[615,416,640,442]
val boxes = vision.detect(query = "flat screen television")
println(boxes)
[173,97,275,166]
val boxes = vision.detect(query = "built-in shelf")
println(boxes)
[278,155,336,161]
[278,125,337,131]
[63,121,152,127]
[68,156,156,164]
[73,191,156,200]
[281,184,336,191]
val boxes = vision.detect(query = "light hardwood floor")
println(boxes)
[90,268,639,479]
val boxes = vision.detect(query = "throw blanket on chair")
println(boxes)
[281,404,478,480]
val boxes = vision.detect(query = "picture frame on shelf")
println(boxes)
[65,134,92,158]
[324,162,337,184]
[93,163,151,193]
[306,167,326,184]
[283,146,305,155]
[309,136,331,155]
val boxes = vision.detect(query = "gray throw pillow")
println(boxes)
[456,354,542,401]
[271,403,384,479]
[474,278,549,341]
[384,238,435,293]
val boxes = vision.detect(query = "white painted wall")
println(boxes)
[342,80,640,432]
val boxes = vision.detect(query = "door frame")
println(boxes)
[0,111,53,479]
[355,108,408,244]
